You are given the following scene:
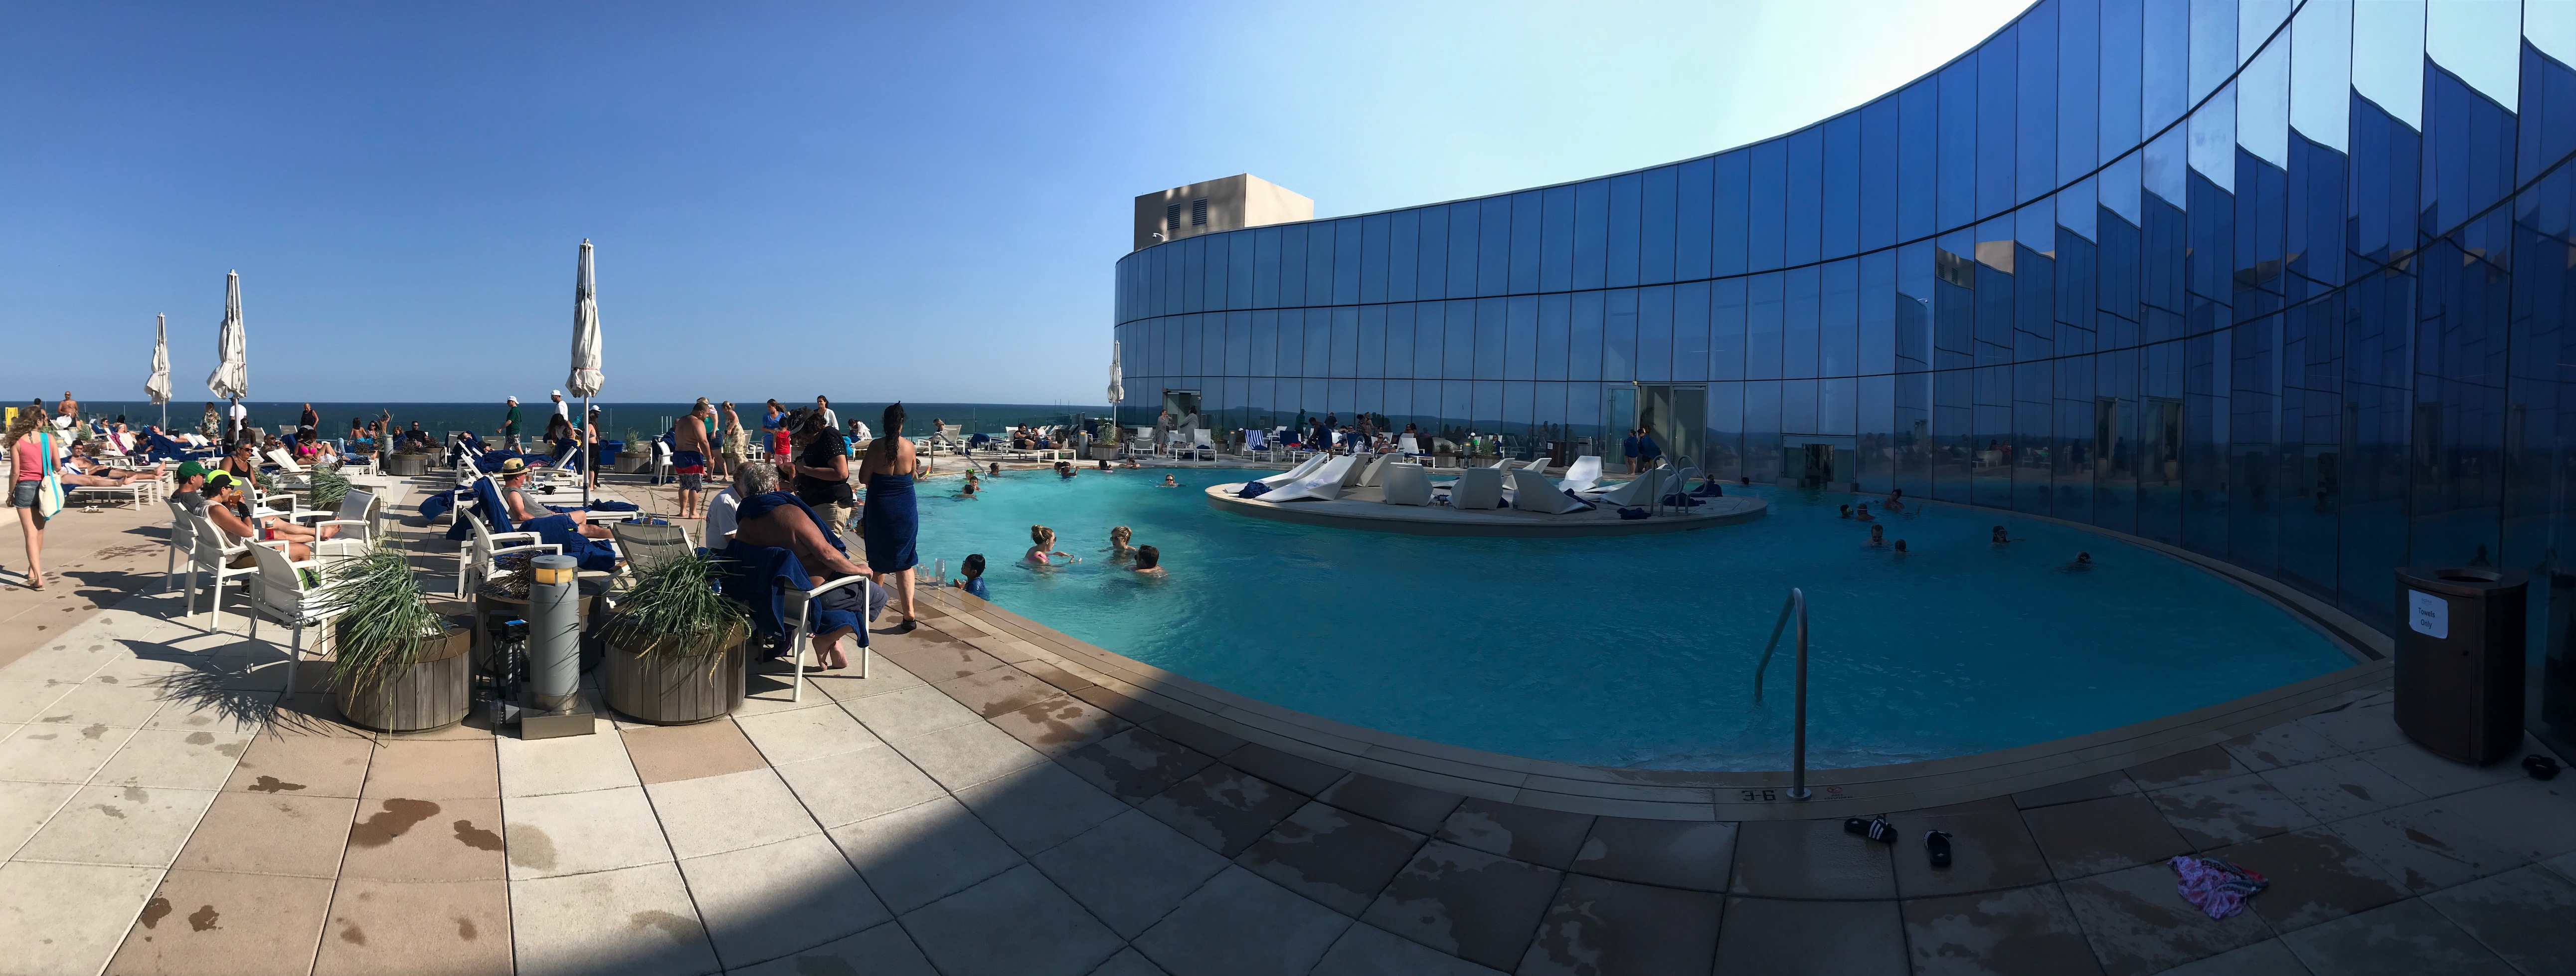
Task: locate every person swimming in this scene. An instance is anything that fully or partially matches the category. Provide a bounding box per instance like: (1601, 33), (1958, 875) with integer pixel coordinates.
(1055, 460), (1075, 478)
(1991, 525), (2021, 545)
(1104, 525), (1135, 561)
(958, 476), (979, 500)
(1893, 539), (1909, 555)
(1130, 544), (1166, 577)
(988, 462), (1002, 476)
(2066, 551), (2093, 572)
(1023, 525), (1076, 566)
(1884, 487), (1905, 512)
(1855, 502), (1875, 522)
(1161, 474), (1179, 487)
(1839, 504), (1853, 519)
(1122, 457), (1142, 469)
(1869, 524), (1886, 546)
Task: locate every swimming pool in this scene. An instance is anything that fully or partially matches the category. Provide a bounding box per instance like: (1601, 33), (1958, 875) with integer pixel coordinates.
(912, 468), (2354, 772)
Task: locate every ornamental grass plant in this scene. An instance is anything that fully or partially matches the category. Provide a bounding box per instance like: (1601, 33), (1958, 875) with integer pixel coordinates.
(602, 554), (743, 657)
(317, 541), (449, 696)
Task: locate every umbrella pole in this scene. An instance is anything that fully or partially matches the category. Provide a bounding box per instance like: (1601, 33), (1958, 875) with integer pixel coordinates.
(581, 395), (593, 511)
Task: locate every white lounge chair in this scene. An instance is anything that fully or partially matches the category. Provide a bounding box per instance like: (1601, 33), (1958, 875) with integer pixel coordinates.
(246, 540), (350, 698)
(1557, 456), (1605, 495)
(1380, 463), (1433, 506)
(1450, 467), (1504, 509)
(1509, 468), (1590, 514)
(1254, 454), (1328, 487)
(181, 511), (262, 633)
(1261, 455), (1356, 502)
(1339, 452), (1375, 489)
(1356, 453), (1395, 487)
(1588, 467), (1670, 507)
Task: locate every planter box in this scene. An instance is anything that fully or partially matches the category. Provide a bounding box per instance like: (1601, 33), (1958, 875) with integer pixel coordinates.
(614, 453), (648, 474)
(335, 624), (473, 734)
(602, 630), (747, 725)
(1087, 445), (1119, 461)
(384, 452), (430, 477)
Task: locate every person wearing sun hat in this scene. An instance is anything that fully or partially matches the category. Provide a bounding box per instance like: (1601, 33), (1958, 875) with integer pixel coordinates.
(496, 456), (613, 540)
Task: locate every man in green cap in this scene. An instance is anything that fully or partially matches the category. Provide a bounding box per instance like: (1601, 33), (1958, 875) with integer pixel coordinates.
(171, 461), (209, 517)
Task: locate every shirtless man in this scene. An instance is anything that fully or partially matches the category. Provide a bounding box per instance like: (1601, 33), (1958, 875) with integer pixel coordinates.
(671, 402), (715, 520)
(732, 494), (874, 668)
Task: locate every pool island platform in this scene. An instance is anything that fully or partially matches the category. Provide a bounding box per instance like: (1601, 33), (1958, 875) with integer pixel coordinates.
(1204, 481), (1767, 536)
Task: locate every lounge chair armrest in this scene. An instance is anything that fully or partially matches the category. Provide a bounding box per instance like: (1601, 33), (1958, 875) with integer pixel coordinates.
(489, 543), (564, 559)
(491, 531), (542, 546)
(310, 519), (370, 533)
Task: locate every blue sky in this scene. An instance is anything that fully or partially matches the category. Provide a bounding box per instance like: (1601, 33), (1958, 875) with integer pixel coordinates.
(1, 0), (2025, 405)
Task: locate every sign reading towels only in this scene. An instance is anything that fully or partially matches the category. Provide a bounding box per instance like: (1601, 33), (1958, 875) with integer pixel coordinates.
(2409, 590), (2449, 639)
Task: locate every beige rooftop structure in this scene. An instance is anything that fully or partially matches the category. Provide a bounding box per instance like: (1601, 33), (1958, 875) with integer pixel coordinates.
(1133, 174), (1312, 251)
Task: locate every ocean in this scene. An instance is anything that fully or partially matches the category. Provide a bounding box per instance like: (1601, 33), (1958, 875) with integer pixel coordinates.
(42, 399), (1114, 443)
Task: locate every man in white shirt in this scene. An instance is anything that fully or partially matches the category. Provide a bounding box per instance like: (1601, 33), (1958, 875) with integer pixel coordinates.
(704, 462), (773, 552)
(551, 390), (570, 420)
(226, 399), (248, 450)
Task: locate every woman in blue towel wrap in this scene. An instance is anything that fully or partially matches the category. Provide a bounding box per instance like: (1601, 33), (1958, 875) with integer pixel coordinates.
(859, 402), (921, 632)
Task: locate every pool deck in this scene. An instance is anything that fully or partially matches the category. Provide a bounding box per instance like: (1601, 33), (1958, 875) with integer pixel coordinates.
(0, 470), (2569, 975)
(1203, 483), (1766, 536)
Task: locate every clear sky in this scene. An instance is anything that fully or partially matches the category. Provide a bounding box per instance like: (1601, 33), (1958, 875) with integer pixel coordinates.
(1, 0), (2027, 406)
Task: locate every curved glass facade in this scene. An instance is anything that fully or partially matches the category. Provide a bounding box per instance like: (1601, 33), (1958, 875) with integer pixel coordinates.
(1113, 0), (2576, 631)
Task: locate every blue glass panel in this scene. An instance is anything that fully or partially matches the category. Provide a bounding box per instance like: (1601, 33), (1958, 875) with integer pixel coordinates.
(1503, 381), (1534, 438)
(1896, 369), (1932, 497)
(1786, 266), (1822, 380)
(1353, 307), (1380, 379)
(1509, 191), (1543, 294)
(1388, 209), (1419, 303)
(2059, 0), (2100, 183)
(1785, 128), (1823, 265)
(1382, 303), (1413, 378)
(1479, 196), (1512, 297)
(1677, 158), (1715, 280)
(1183, 237), (1205, 313)
(1641, 166), (1678, 284)
(1608, 173), (1643, 287)
(1900, 80), (1939, 241)
(1441, 379), (1472, 432)
(1181, 312), (1203, 373)
(1473, 298), (1506, 380)
(1980, 28), (2019, 218)
(1359, 213), (1390, 304)
(1333, 218), (1362, 305)
(1536, 382), (1567, 447)
(1938, 60), (1978, 231)
(2185, 0), (2233, 105)
(1822, 258), (1859, 378)
(1604, 289), (1638, 382)
(1862, 98), (1901, 250)
(1859, 373), (1895, 492)
(1330, 308), (1358, 378)
(1675, 281), (1711, 383)
(2100, 0), (2143, 157)
(1248, 310), (1277, 376)
(1861, 249), (1898, 376)
(1713, 277), (1747, 381)
(1279, 224), (1309, 308)
(1505, 296), (1538, 380)
(1821, 377), (1857, 435)
(1538, 293), (1571, 382)
(1571, 291), (1605, 381)
(1414, 301), (1446, 380)
(2019, 3), (2059, 205)
(1783, 379), (1819, 437)
(2141, 0), (2188, 134)
(1823, 114), (1861, 259)
(1709, 380), (1744, 478)
(1715, 151), (1752, 275)
(1415, 204), (1448, 303)
(1750, 140), (1788, 271)
(1277, 309), (1306, 377)
(1744, 380), (1781, 482)
(1748, 272), (1784, 380)
(1541, 185), (1576, 292)
(1228, 233), (1256, 311)
(1447, 202), (1478, 300)
(1444, 300), (1476, 379)
(1638, 285), (1674, 383)
(1574, 180), (1610, 290)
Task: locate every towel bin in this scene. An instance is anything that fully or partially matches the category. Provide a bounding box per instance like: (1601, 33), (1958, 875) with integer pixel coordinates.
(2393, 567), (2527, 766)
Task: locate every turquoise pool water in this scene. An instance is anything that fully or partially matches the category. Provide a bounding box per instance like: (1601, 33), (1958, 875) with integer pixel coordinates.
(912, 469), (2353, 771)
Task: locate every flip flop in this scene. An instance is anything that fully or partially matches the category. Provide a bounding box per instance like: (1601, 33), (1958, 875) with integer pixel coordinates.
(1926, 830), (1953, 868)
(1843, 818), (1870, 837)
(2526, 755), (2563, 781)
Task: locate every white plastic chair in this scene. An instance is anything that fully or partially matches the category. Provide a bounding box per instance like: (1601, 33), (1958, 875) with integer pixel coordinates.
(784, 575), (874, 703)
(1451, 467), (1505, 509)
(163, 499), (196, 592)
(246, 541), (349, 698)
(455, 502), (557, 598)
(1380, 463), (1433, 506)
(181, 511), (262, 634)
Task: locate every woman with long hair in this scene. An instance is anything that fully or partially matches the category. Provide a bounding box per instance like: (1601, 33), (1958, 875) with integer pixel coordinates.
(6, 408), (55, 589)
(858, 402), (922, 631)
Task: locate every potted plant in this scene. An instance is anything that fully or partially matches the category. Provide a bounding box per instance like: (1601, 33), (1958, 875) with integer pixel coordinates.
(600, 553), (748, 724)
(309, 466), (352, 512)
(322, 543), (472, 732)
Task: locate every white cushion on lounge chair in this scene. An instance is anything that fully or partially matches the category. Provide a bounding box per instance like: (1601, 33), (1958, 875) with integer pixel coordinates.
(1451, 467), (1504, 509)
(1357, 453), (1394, 487)
(1509, 468), (1588, 514)
(1256, 454), (1327, 487)
(1520, 456), (1552, 471)
(1398, 434), (1422, 455)
(1557, 455), (1605, 494)
(1263, 455), (1355, 502)
(1380, 463), (1432, 506)
(1339, 453), (1374, 488)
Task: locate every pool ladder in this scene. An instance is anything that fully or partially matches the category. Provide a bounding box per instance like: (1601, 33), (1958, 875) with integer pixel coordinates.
(1751, 588), (1813, 801)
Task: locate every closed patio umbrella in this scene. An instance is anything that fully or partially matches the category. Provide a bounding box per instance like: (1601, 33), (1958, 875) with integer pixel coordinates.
(567, 240), (603, 508)
(207, 271), (248, 445)
(145, 313), (172, 431)
(1107, 341), (1123, 441)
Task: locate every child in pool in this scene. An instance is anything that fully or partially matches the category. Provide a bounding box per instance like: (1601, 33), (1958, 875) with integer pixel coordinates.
(953, 554), (991, 598)
(1024, 525), (1077, 565)
(1131, 545), (1166, 577)
(1839, 504), (1853, 519)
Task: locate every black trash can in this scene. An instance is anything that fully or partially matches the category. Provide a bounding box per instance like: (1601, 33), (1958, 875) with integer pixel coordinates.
(2393, 567), (2527, 766)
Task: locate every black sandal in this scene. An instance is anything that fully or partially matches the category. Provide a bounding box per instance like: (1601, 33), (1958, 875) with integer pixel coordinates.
(1844, 817), (1896, 843)
(1926, 830), (1953, 868)
(2526, 755), (2563, 781)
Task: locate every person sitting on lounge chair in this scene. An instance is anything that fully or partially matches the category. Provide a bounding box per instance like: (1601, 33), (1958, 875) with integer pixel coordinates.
(60, 450), (163, 487)
(200, 472), (321, 561)
(732, 490), (876, 668)
(497, 459), (613, 539)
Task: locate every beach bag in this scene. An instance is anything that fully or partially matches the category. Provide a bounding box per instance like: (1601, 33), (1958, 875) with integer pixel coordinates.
(34, 431), (67, 518)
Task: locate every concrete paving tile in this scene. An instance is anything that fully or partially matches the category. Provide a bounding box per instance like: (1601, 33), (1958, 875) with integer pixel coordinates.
(1517, 871), (1720, 976)
(2354, 740), (2533, 799)
(2293, 701), (2409, 754)
(773, 746), (947, 829)
(0, 779), (77, 859)
(16, 783), (214, 867)
(1711, 896), (1904, 976)
(0, 718), (135, 781)
(1726, 816), (1893, 899)
(1136, 865), (1352, 976)
(803, 659), (930, 702)
(953, 760), (1129, 855)
(1315, 773), (1463, 836)
(2277, 897), (2516, 975)
(989, 693), (1128, 758)
(1088, 947), (1174, 976)
(1014, 658), (1098, 695)
(26, 679), (167, 728)
(1222, 742), (1347, 796)
(2221, 721), (2348, 772)
(843, 682), (983, 741)
(1435, 797), (1595, 871)
(2023, 793), (2195, 880)
(363, 738), (500, 800)
(0, 678), (74, 724)
(1140, 764), (1308, 857)
(731, 704), (885, 766)
(1898, 884), (2103, 976)
(646, 767), (819, 859)
(2013, 770), (2141, 809)
(342, 795), (506, 881)
(2426, 776), (2576, 861)
(0, 860), (166, 976)
(2255, 754), (2427, 822)
(1309, 921), (1501, 976)
(880, 641), (1007, 683)
(502, 784), (673, 880)
(2145, 938), (2313, 976)
(934, 665), (1061, 719)
(731, 672), (838, 719)
(1057, 726), (1215, 804)
(2148, 772), (2320, 849)
(900, 863), (1122, 976)
(2124, 745), (2252, 791)
(681, 833), (890, 968)
(1142, 713), (1245, 758)
(617, 718), (768, 785)
(1567, 815), (1736, 893)
(1236, 800), (1427, 916)
(173, 791), (357, 878)
(726, 921), (937, 976)
(92, 728), (252, 790)
(222, 732), (372, 797)
(313, 879), (513, 976)
(493, 728), (632, 796)
(2323, 796), (2526, 892)
(1029, 807), (1230, 939)
(2057, 860), (2274, 976)
(137, 692), (275, 735)
(1360, 839), (1561, 971)
(2203, 826), (2407, 933)
(1888, 796), (2056, 898)
(890, 718), (1047, 791)
(509, 861), (719, 976)
(827, 796), (1025, 915)
(105, 868), (335, 976)
(2421, 863), (2576, 975)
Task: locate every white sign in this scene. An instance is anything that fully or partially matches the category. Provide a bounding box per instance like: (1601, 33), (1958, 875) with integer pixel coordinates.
(2408, 590), (2449, 639)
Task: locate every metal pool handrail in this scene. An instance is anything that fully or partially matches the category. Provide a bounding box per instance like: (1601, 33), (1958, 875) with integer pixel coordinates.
(1751, 587), (1813, 801)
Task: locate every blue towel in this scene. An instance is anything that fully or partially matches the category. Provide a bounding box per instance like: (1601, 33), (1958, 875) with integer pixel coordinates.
(717, 543), (868, 643)
(421, 490), (457, 521)
(1617, 507), (1651, 520)
(525, 515), (620, 574)
(1236, 481), (1271, 498)
(474, 451), (524, 473)
(861, 473), (918, 573)
(548, 500), (639, 513)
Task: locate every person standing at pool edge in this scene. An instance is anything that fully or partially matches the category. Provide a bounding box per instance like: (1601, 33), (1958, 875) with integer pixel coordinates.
(859, 402), (921, 631)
